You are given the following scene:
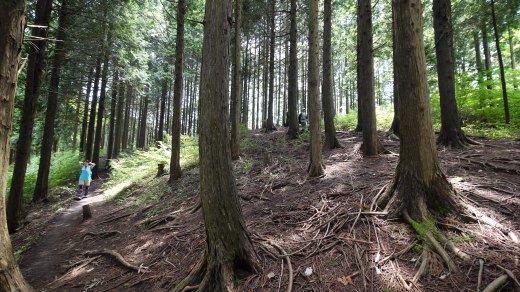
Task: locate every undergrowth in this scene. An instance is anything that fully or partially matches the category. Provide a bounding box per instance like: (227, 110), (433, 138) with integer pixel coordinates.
(106, 135), (199, 188)
(6, 150), (81, 203)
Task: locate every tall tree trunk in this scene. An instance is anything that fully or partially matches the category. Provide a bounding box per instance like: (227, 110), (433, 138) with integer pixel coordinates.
(114, 81), (125, 158)
(33, 0), (70, 201)
(107, 70), (119, 160)
(322, 0), (341, 149)
(473, 31), (484, 85)
(389, 8), (400, 136)
(241, 36), (250, 126)
(265, 0), (277, 132)
(357, 0), (384, 156)
(157, 77), (167, 143)
(85, 58), (102, 160)
(509, 26), (518, 89)
(169, 0), (185, 181)
(307, 0), (324, 177)
(122, 86), (131, 150)
(92, 35), (111, 176)
(230, 0), (242, 159)
(80, 68), (93, 152)
(286, 0), (299, 138)
(482, 20), (493, 89)
(172, 0), (259, 289)
(434, 0), (472, 147)
(7, 0), (54, 233)
(138, 94), (149, 148)
(0, 1), (34, 289)
(72, 91), (81, 150)
(490, 0), (510, 124)
(379, 0), (459, 221)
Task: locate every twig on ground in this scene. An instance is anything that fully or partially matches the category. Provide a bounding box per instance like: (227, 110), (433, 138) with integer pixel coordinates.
(84, 249), (140, 272)
(370, 184), (388, 212)
(349, 195), (364, 235)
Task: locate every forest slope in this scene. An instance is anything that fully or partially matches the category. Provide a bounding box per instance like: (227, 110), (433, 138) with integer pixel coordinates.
(15, 130), (520, 291)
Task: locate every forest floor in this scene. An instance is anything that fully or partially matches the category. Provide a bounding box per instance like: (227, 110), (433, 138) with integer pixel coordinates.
(14, 129), (520, 292)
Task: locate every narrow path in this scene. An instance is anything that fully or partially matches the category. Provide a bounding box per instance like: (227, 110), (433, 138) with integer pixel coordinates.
(19, 174), (109, 289)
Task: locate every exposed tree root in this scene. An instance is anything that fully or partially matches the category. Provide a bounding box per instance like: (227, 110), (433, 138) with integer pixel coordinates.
(412, 246), (430, 283)
(477, 258), (485, 292)
(437, 128), (480, 149)
(172, 249), (258, 292)
(438, 233), (471, 262)
(402, 211), (457, 273)
(84, 249), (140, 272)
(482, 274), (509, 292)
(497, 265), (520, 292)
(82, 230), (121, 239)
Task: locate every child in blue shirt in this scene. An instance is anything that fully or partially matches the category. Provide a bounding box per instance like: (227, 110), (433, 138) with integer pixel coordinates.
(76, 160), (95, 200)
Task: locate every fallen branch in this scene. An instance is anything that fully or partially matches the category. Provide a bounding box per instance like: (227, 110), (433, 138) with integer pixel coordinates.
(481, 274), (509, 292)
(85, 249), (140, 272)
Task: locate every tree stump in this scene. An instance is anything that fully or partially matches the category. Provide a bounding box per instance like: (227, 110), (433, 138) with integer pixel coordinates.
(263, 152), (272, 166)
(83, 204), (92, 221)
(157, 163), (165, 177)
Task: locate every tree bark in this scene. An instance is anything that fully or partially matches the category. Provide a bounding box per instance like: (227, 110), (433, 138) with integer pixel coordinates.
(481, 18), (493, 89)
(169, 0), (185, 182)
(85, 58), (102, 160)
(122, 86), (131, 150)
(7, 0), (54, 233)
(113, 81), (125, 158)
(230, 0), (242, 160)
(357, 0), (384, 155)
(80, 68), (94, 152)
(307, 0), (324, 177)
(490, 0), (510, 124)
(380, 0), (459, 221)
(0, 1), (34, 289)
(433, 0), (471, 147)
(107, 70), (119, 160)
(172, 0), (259, 290)
(157, 77), (167, 143)
(33, 0), (70, 202)
(93, 33), (111, 176)
(138, 94), (149, 149)
(322, 0), (340, 149)
(265, 0), (277, 132)
(473, 31), (484, 85)
(389, 7), (400, 136)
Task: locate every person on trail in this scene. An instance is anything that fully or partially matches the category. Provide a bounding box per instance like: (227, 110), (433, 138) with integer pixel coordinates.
(298, 111), (308, 133)
(76, 160), (95, 200)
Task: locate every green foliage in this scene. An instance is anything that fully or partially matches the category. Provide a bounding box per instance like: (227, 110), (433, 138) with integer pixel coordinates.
(6, 151), (81, 204)
(335, 107), (395, 131)
(107, 136), (199, 188)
